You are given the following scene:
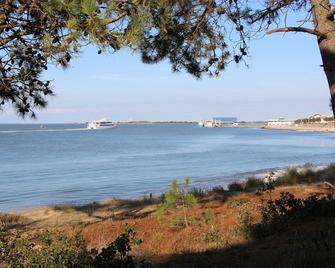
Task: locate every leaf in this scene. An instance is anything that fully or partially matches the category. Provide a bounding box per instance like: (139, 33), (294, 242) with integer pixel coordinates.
(81, 0), (97, 16)
(66, 17), (78, 30)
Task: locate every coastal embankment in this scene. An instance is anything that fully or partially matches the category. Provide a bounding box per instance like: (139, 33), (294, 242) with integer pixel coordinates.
(263, 122), (335, 132)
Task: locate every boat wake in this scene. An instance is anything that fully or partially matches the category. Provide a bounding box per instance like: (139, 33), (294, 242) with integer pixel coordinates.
(0, 128), (88, 134)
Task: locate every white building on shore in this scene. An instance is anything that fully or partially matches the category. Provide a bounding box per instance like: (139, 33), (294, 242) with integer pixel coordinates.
(198, 117), (238, 128)
(267, 118), (293, 126)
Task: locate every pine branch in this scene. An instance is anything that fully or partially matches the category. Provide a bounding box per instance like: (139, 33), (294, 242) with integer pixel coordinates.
(266, 26), (327, 38)
(324, 181), (335, 190)
(106, 11), (127, 24)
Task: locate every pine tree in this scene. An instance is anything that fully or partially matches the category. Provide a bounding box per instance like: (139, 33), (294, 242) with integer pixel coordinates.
(158, 177), (197, 228)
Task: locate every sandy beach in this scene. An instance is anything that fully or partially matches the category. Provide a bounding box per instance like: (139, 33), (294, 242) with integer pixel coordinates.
(263, 122), (335, 132)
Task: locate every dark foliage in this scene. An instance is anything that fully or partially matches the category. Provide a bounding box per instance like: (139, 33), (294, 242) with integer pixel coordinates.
(251, 192), (335, 239)
(228, 181), (245, 192)
(3, 0), (329, 118)
(0, 220), (147, 268)
(0, 0), (127, 117)
(0, 0), (61, 117)
(93, 223), (145, 268)
(275, 165), (335, 186)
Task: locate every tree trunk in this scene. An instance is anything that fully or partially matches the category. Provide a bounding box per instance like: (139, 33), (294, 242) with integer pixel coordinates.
(311, 0), (335, 117)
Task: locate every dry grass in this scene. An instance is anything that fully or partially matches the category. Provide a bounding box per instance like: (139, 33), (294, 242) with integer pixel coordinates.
(0, 212), (27, 229)
(15, 196), (158, 230)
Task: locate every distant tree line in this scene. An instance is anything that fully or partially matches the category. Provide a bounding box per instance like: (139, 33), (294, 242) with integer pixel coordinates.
(294, 116), (335, 124)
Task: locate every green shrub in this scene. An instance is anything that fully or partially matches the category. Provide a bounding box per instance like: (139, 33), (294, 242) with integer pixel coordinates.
(245, 177), (263, 191)
(172, 214), (184, 229)
(201, 208), (215, 225)
(154, 232), (164, 242)
(251, 192), (335, 239)
(94, 223), (143, 268)
(233, 203), (253, 239)
(228, 199), (247, 209)
(1, 230), (93, 267)
(0, 223), (147, 268)
(203, 228), (226, 245)
(274, 165), (335, 187)
(157, 177), (197, 228)
(190, 187), (207, 198)
(210, 186), (226, 195)
(276, 167), (300, 186)
(0, 213), (26, 229)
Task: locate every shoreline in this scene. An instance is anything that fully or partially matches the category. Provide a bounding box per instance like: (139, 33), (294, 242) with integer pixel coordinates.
(263, 122), (335, 133)
(2, 122), (335, 133)
(7, 162), (332, 215)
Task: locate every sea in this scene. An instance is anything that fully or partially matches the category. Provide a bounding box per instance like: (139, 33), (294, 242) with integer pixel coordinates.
(1, 123), (335, 211)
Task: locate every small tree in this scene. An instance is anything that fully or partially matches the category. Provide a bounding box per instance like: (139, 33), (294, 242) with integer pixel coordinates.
(158, 177), (197, 228)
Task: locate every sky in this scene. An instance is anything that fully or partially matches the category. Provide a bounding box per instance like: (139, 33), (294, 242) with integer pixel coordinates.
(0, 27), (332, 123)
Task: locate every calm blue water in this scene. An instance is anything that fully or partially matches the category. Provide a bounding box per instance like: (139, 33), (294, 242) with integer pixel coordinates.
(1, 123), (335, 211)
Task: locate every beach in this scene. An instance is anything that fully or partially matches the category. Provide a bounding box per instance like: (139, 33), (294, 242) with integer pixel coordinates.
(263, 122), (335, 132)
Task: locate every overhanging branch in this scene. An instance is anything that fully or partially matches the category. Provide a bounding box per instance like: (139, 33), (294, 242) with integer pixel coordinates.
(267, 27), (327, 38)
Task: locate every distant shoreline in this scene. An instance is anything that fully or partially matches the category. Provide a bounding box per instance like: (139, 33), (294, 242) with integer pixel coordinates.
(2, 121), (334, 133)
(263, 122), (335, 133)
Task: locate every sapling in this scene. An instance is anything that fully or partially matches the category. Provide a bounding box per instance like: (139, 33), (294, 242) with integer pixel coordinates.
(157, 177), (197, 228)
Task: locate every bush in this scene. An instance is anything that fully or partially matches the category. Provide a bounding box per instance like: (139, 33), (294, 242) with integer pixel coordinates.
(0, 223), (146, 268)
(276, 167), (300, 186)
(275, 165), (335, 187)
(0, 213), (26, 229)
(251, 192), (335, 239)
(233, 203), (253, 239)
(203, 228), (226, 245)
(201, 208), (215, 225)
(227, 181), (244, 192)
(228, 199), (247, 209)
(94, 223), (143, 268)
(245, 177), (263, 191)
(190, 187), (207, 198)
(0, 230), (93, 267)
(210, 186), (226, 195)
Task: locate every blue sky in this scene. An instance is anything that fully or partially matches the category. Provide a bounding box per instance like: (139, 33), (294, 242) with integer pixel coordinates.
(1, 30), (331, 123)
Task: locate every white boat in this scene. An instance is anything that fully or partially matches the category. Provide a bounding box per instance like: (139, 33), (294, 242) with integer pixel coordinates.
(198, 120), (205, 127)
(87, 118), (117, 130)
(198, 120), (215, 128)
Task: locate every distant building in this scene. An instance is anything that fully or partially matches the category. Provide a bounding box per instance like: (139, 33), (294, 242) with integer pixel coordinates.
(198, 117), (238, 128)
(309, 114), (327, 120)
(267, 118), (293, 126)
(212, 117), (238, 123)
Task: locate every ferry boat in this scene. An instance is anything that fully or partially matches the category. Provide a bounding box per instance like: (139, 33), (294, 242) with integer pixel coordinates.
(87, 118), (117, 130)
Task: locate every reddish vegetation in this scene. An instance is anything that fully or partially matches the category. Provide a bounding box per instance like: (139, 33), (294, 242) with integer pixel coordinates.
(62, 184), (330, 262)
(2, 182), (333, 267)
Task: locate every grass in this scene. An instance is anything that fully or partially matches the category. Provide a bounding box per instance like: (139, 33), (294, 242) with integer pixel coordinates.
(0, 213), (27, 229)
(228, 199), (247, 209)
(275, 165), (335, 186)
(225, 164), (335, 194)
